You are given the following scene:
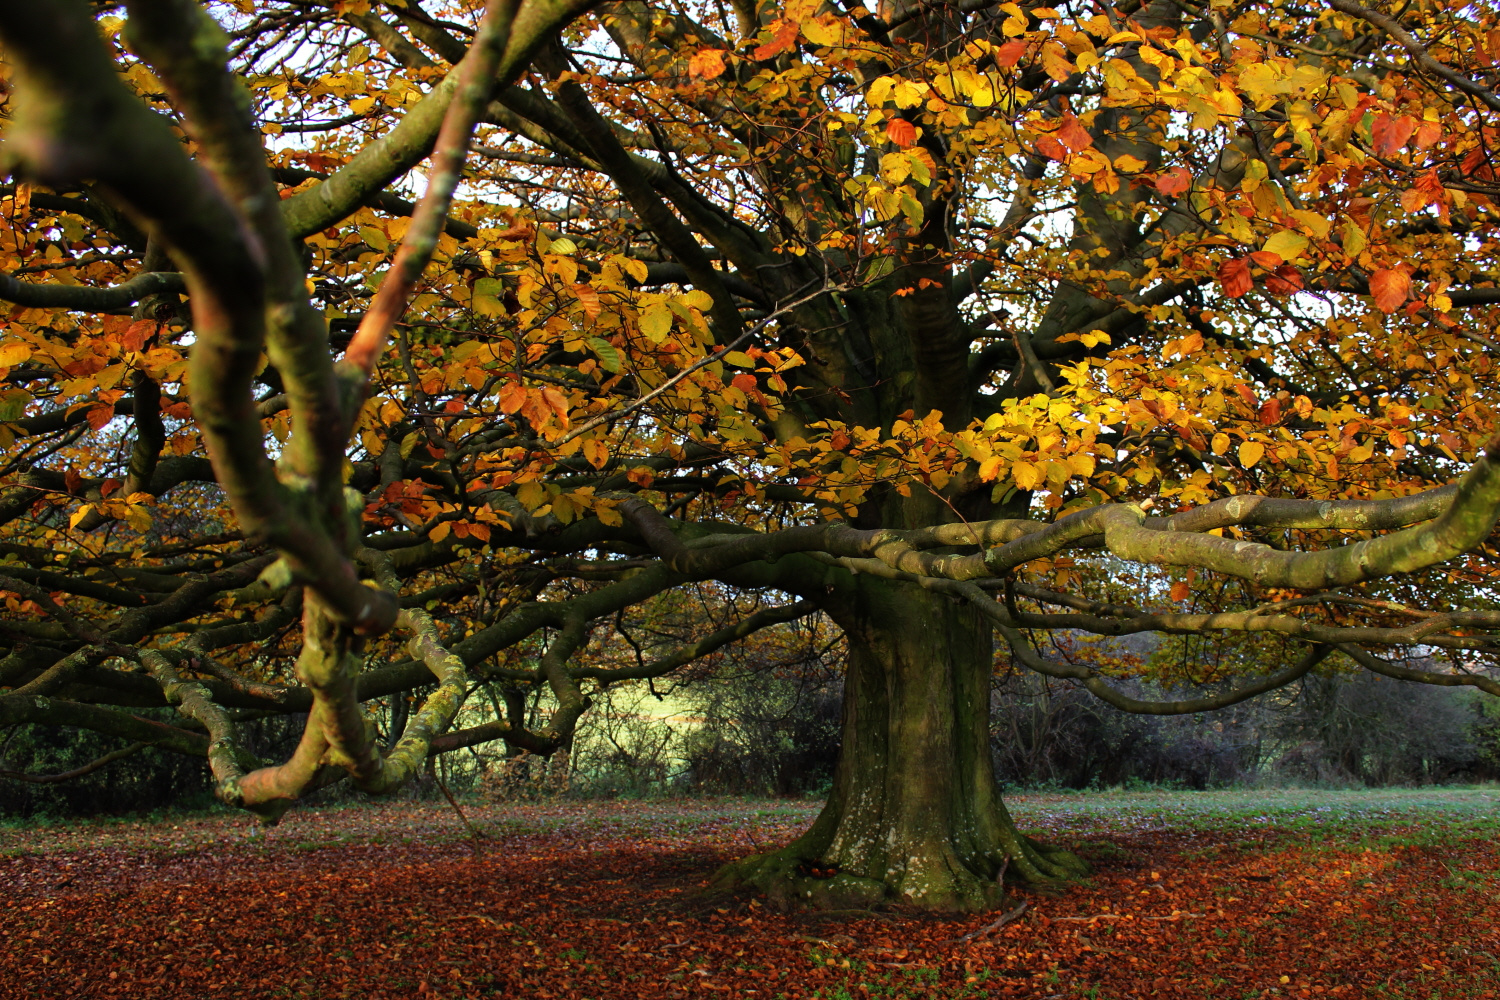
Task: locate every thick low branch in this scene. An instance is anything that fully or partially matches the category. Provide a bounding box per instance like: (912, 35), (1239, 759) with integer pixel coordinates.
(0, 270), (184, 310)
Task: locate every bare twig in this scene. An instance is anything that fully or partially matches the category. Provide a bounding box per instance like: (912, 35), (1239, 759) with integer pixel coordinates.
(949, 900), (1027, 944)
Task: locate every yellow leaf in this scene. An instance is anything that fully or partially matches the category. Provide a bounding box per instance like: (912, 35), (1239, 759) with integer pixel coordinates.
(892, 80), (926, 109)
(640, 302), (673, 342)
(619, 256), (649, 283)
(1342, 219), (1367, 259)
(801, 17), (843, 48)
(1238, 440), (1265, 468)
(0, 342), (31, 367)
(1211, 432), (1230, 455)
(1261, 230), (1310, 263)
(1012, 461), (1041, 490)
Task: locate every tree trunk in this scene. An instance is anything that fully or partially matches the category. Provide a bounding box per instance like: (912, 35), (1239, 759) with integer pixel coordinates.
(716, 578), (1086, 912)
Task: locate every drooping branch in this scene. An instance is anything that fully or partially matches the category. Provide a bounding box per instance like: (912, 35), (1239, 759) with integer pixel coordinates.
(1338, 643), (1500, 697)
(0, 2), (397, 635)
(140, 648), (262, 804)
(373, 607), (475, 789)
(997, 627), (1331, 715)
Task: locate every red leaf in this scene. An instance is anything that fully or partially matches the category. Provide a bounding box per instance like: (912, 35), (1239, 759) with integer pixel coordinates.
(1371, 113), (1417, 157)
(1369, 268), (1410, 313)
(1155, 167), (1192, 197)
(886, 118), (917, 148)
(1216, 257), (1253, 298)
(1265, 265), (1304, 296)
(731, 372), (759, 393)
(1248, 251), (1282, 269)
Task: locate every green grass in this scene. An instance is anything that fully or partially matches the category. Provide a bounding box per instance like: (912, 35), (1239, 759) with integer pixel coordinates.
(1006, 785), (1500, 845)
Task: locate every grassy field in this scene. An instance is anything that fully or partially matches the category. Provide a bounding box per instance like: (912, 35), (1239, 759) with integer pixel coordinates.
(1, 786), (1497, 998)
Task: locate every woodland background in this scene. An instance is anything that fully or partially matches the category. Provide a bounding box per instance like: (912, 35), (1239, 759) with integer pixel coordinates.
(8, 621), (1500, 818)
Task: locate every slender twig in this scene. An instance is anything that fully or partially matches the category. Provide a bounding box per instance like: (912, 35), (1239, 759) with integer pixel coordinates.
(343, 0), (521, 378)
(0, 741), (152, 784)
(433, 765), (489, 848)
(949, 900), (1028, 944)
(1327, 0), (1500, 113)
(548, 281), (846, 450)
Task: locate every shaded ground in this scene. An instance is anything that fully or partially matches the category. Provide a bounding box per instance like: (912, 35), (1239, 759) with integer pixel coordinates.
(2, 789), (1498, 998)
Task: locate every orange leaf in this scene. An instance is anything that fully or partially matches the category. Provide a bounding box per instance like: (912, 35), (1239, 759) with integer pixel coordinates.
(1170, 581), (1190, 602)
(572, 283), (601, 319)
(1036, 135), (1067, 161)
(731, 372), (759, 392)
(1413, 120), (1443, 150)
(86, 405), (114, 431)
(688, 48), (727, 79)
(1369, 268), (1410, 313)
(119, 320), (156, 352)
(1248, 251), (1282, 269)
(994, 39), (1027, 67)
(498, 382), (527, 414)
(1155, 167), (1192, 197)
(752, 19), (798, 61)
(541, 387), (570, 425)
(1216, 257), (1253, 298)
(1055, 116), (1092, 153)
(886, 118), (917, 148)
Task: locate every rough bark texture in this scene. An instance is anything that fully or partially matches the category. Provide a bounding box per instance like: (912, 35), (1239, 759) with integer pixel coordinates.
(716, 579), (1086, 911)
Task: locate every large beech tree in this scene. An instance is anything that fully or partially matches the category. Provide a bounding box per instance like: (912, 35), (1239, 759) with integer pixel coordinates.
(3, 0), (1500, 911)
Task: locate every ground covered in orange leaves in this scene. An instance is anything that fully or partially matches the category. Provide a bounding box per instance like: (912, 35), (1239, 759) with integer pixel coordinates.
(1, 789), (1497, 999)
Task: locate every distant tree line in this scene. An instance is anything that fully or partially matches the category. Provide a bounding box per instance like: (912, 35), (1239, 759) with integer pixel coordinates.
(7, 625), (1496, 818)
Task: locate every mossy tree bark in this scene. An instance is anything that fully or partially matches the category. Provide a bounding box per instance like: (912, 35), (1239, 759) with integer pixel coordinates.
(716, 577), (1087, 912)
